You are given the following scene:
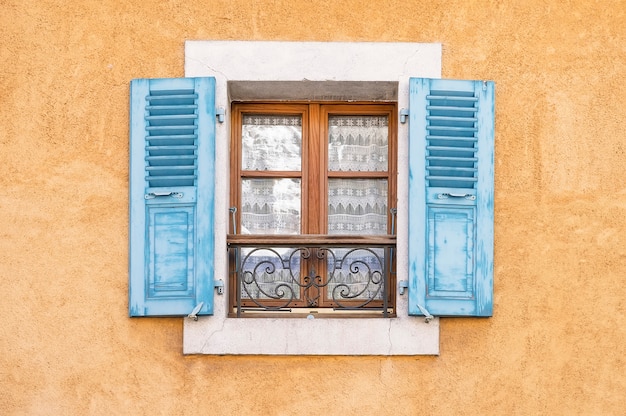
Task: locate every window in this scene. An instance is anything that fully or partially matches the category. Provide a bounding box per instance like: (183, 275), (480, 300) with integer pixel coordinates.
(228, 103), (397, 316)
(127, 41), (494, 355)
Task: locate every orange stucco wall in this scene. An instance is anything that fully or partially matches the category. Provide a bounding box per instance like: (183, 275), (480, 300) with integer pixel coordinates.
(2, 0), (625, 414)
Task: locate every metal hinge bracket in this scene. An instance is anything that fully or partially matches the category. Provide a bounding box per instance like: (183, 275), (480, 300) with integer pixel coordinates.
(216, 107), (225, 123)
(214, 279), (224, 295)
(399, 108), (409, 124)
(398, 280), (408, 295)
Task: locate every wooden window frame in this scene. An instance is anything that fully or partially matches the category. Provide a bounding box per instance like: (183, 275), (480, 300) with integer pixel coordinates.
(229, 102), (397, 312)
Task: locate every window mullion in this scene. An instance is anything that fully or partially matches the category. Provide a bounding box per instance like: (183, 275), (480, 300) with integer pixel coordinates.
(305, 103), (323, 234)
(303, 104), (323, 307)
(318, 104), (332, 307)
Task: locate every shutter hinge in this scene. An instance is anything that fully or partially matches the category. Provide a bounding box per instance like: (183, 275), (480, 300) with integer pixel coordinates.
(398, 280), (408, 295)
(187, 302), (204, 321)
(216, 107), (225, 123)
(417, 304), (434, 323)
(399, 108), (409, 124)
(214, 279), (224, 295)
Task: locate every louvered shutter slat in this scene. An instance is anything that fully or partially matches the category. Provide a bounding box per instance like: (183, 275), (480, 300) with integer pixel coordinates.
(144, 91), (199, 190)
(424, 88), (481, 189)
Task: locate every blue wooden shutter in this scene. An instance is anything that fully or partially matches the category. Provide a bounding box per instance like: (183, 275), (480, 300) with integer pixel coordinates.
(129, 77), (216, 317)
(408, 78), (494, 317)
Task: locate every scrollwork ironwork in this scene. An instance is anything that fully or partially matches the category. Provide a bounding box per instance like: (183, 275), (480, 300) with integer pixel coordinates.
(231, 241), (394, 316)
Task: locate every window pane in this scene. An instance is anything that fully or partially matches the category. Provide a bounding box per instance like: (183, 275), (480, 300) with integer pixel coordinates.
(242, 114), (302, 171)
(328, 115), (388, 172)
(239, 247), (301, 301)
(241, 178), (301, 234)
(326, 247), (386, 301)
(328, 179), (388, 234)
(327, 178), (389, 301)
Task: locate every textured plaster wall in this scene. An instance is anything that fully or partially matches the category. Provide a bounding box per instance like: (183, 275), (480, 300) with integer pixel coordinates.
(1, 0), (625, 414)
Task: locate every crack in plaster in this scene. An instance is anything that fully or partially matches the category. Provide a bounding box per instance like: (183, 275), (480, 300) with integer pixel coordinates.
(198, 316), (227, 353)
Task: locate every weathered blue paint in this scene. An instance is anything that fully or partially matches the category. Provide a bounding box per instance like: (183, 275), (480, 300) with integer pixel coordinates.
(408, 78), (494, 317)
(129, 77), (216, 317)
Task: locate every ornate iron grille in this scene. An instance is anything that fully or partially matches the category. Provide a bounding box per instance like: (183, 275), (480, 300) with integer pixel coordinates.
(228, 235), (396, 317)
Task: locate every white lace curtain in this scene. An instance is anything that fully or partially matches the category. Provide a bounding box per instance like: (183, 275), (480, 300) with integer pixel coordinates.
(328, 179), (387, 234)
(239, 113), (389, 301)
(240, 114), (388, 235)
(328, 115), (388, 172)
(241, 178), (301, 235)
(241, 115), (302, 235)
(328, 115), (389, 234)
(241, 115), (302, 171)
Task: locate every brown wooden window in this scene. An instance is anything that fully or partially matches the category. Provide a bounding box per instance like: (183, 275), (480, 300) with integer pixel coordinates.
(228, 103), (397, 316)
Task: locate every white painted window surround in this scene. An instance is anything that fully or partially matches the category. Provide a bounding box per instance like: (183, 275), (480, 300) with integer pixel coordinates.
(183, 41), (441, 355)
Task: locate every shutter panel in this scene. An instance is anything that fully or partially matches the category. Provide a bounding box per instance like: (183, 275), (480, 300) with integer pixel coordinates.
(129, 77), (216, 317)
(408, 78), (494, 317)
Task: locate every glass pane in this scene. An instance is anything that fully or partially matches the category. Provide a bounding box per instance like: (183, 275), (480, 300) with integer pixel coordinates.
(327, 178), (389, 301)
(328, 179), (388, 235)
(326, 247), (385, 301)
(328, 115), (388, 172)
(242, 114), (302, 171)
(241, 178), (301, 234)
(240, 247), (301, 301)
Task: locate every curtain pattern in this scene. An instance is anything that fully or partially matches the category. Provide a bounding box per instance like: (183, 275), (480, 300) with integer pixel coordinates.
(242, 114), (302, 171)
(328, 179), (388, 235)
(328, 115), (388, 172)
(241, 178), (301, 235)
(327, 115), (389, 235)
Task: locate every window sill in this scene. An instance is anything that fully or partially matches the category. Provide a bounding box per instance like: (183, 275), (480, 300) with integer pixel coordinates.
(227, 308), (396, 319)
(183, 314), (439, 355)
